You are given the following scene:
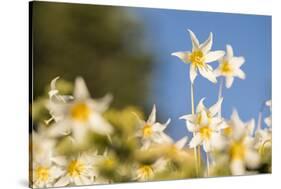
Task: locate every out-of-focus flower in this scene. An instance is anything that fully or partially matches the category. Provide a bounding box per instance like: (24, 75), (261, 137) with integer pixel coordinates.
(135, 158), (167, 181)
(54, 154), (93, 187)
(264, 100), (272, 127)
(223, 110), (260, 175)
(135, 105), (171, 149)
(214, 45), (246, 88)
(254, 128), (272, 151)
(172, 29), (224, 83)
(47, 77), (113, 143)
(181, 98), (226, 152)
(32, 128), (55, 163)
(165, 136), (189, 158)
(32, 159), (63, 188)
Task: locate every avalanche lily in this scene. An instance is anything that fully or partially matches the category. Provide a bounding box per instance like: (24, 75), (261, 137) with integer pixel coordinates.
(135, 105), (171, 149)
(172, 29), (225, 83)
(54, 154), (93, 187)
(181, 98), (226, 152)
(223, 110), (260, 175)
(214, 45), (246, 88)
(47, 77), (113, 143)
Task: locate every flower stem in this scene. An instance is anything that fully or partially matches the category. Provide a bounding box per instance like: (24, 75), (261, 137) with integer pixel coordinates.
(206, 152), (210, 176)
(218, 78), (224, 118)
(191, 83), (199, 176)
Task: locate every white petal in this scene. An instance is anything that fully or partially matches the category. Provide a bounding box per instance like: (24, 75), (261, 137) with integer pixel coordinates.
(152, 122), (166, 132)
(89, 94), (113, 113)
(175, 136), (188, 149)
(89, 114), (113, 135)
(186, 122), (197, 132)
(50, 76), (60, 90)
(188, 29), (200, 50)
(171, 51), (190, 63)
(205, 51), (225, 63)
(147, 104), (156, 124)
(72, 122), (88, 143)
(210, 132), (226, 151)
(54, 176), (70, 187)
(231, 110), (245, 140)
(189, 133), (202, 148)
(47, 120), (71, 137)
(226, 44), (234, 59)
(79, 175), (92, 185)
(190, 64), (197, 84)
(209, 98), (223, 117)
(225, 76), (234, 88)
(230, 57), (245, 68)
(200, 110), (209, 126)
(234, 69), (246, 79)
(74, 77), (90, 100)
(198, 67), (217, 83)
(179, 114), (195, 122)
(246, 119), (255, 136)
(196, 98), (206, 113)
(200, 32), (213, 53)
(230, 159), (245, 175)
(245, 150), (260, 169)
(264, 116), (272, 127)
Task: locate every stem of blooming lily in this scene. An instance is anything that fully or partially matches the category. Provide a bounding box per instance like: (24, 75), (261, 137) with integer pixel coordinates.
(191, 83), (199, 176)
(218, 78), (224, 118)
(206, 152), (210, 176)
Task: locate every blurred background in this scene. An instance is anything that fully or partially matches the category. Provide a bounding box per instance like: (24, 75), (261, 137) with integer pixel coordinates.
(32, 2), (271, 140)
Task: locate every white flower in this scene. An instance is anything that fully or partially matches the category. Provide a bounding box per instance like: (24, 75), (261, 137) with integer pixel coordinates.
(172, 29), (225, 83)
(254, 128), (272, 150)
(135, 105), (171, 149)
(135, 158), (167, 181)
(264, 100), (272, 127)
(47, 77), (113, 143)
(214, 45), (246, 88)
(32, 128), (55, 163)
(223, 110), (260, 175)
(32, 159), (63, 188)
(54, 154), (93, 187)
(181, 98), (226, 152)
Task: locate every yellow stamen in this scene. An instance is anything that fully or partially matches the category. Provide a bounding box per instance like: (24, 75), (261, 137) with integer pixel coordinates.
(35, 166), (49, 182)
(67, 160), (85, 177)
(188, 50), (206, 68)
(230, 141), (245, 160)
(70, 103), (91, 122)
(223, 126), (233, 137)
(199, 126), (212, 140)
(138, 165), (154, 179)
(143, 124), (153, 137)
(220, 60), (233, 75)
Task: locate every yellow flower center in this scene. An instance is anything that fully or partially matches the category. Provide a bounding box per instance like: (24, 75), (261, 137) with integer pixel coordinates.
(67, 160), (85, 177)
(35, 166), (49, 182)
(220, 60), (233, 75)
(199, 126), (212, 140)
(188, 50), (206, 68)
(230, 141), (245, 160)
(138, 165), (154, 179)
(223, 126), (233, 137)
(70, 103), (91, 122)
(143, 124), (153, 137)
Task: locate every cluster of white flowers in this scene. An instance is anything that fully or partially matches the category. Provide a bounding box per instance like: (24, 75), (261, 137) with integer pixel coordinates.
(172, 29), (271, 176)
(31, 29), (271, 188)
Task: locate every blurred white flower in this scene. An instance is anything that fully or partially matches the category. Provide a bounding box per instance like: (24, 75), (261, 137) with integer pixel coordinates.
(54, 154), (93, 187)
(47, 77), (113, 143)
(264, 100), (272, 127)
(32, 159), (63, 188)
(181, 98), (226, 152)
(172, 29), (224, 83)
(32, 128), (55, 163)
(223, 110), (260, 175)
(135, 105), (171, 149)
(254, 128), (272, 150)
(214, 45), (246, 88)
(135, 158), (167, 181)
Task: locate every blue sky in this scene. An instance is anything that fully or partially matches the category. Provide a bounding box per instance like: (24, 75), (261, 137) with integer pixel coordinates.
(131, 8), (272, 140)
